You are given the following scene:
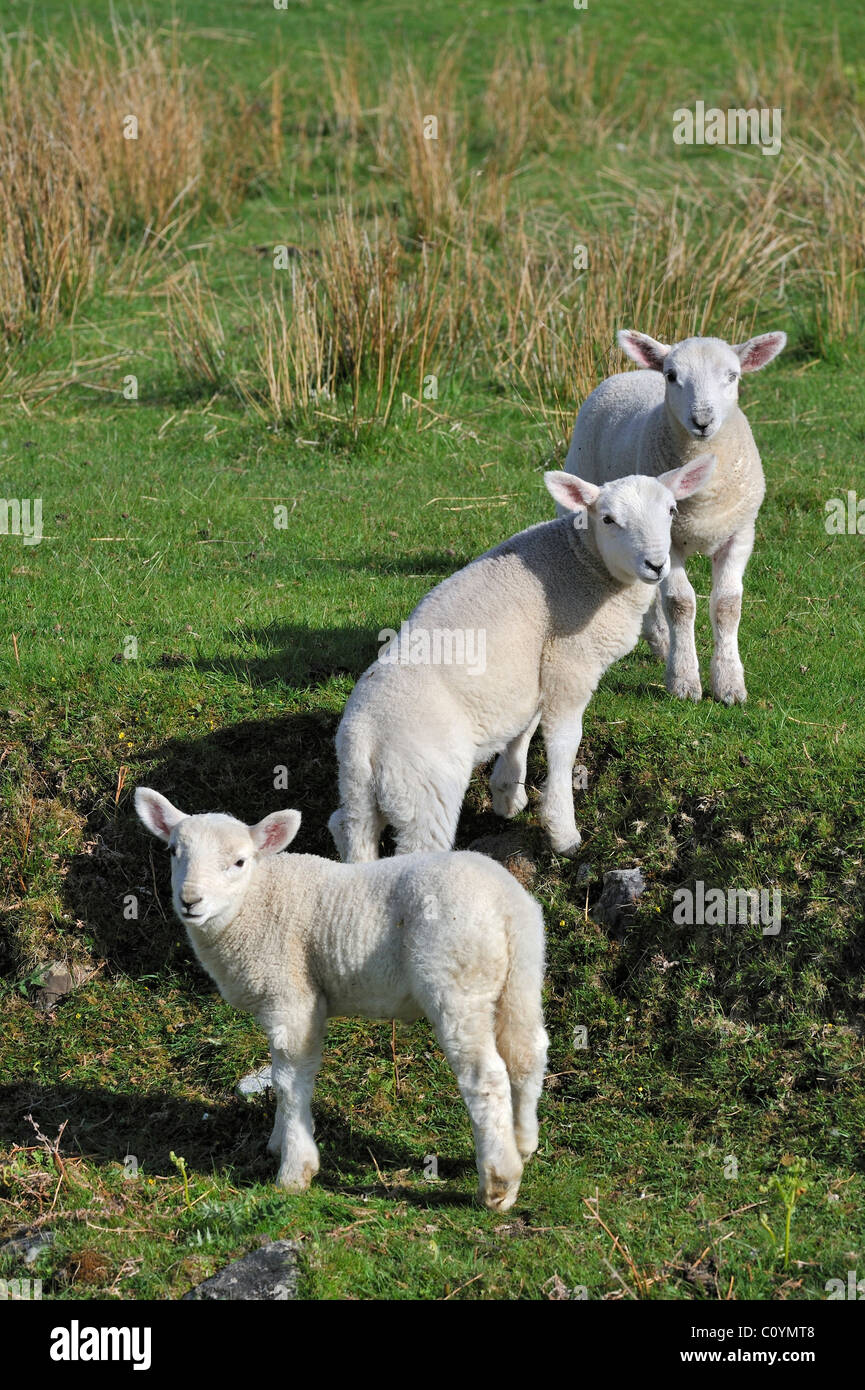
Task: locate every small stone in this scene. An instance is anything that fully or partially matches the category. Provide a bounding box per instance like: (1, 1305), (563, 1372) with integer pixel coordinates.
(182, 1240), (300, 1301)
(236, 1065), (272, 1098)
(575, 862), (596, 884)
(591, 868), (646, 937)
(35, 962), (74, 1012)
(0, 1228), (54, 1264)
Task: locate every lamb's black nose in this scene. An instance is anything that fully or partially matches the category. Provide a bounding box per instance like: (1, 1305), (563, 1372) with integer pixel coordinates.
(644, 559), (664, 576)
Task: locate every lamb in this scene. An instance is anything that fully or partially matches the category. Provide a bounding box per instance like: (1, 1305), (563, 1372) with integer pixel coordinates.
(328, 456), (715, 862)
(134, 786), (549, 1213)
(561, 329), (787, 704)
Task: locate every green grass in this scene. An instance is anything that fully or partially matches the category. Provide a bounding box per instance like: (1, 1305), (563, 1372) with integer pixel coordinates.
(1, 0), (864, 1301)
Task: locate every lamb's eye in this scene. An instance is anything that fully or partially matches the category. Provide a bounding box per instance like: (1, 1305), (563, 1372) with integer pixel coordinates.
(234, 858), (245, 869)
(602, 515), (615, 525)
(670, 506), (676, 516)
(728, 370), (738, 382)
(665, 369), (677, 383)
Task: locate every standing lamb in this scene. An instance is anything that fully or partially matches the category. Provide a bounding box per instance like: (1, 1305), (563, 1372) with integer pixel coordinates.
(134, 787), (548, 1213)
(329, 456), (715, 862)
(562, 329), (786, 704)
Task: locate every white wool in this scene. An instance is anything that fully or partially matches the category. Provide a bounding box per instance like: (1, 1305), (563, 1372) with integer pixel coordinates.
(135, 787), (548, 1213)
(562, 329), (786, 703)
(330, 459), (714, 861)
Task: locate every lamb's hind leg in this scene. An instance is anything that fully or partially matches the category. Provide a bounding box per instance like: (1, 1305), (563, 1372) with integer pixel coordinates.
(709, 524), (753, 705)
(328, 803), (384, 863)
(496, 1008), (548, 1159)
(490, 712), (540, 818)
(433, 1003), (524, 1211)
(387, 754), (472, 855)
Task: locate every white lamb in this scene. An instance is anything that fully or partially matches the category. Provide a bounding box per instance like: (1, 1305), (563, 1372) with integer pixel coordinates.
(562, 329), (786, 704)
(134, 787), (549, 1212)
(329, 457), (715, 862)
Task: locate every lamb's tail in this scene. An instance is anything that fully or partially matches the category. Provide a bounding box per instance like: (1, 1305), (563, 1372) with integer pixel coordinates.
(495, 894), (548, 1154)
(329, 720), (383, 862)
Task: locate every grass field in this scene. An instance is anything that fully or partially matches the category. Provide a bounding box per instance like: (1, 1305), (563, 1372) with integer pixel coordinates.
(1, 0), (864, 1301)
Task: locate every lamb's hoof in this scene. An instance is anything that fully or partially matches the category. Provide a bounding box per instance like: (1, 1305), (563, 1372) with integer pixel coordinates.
(479, 1172), (522, 1212)
(667, 673), (702, 701)
(276, 1168), (316, 1193)
(276, 1155), (319, 1191)
(547, 831), (582, 857)
(714, 685), (747, 706)
(711, 664), (747, 705)
(491, 785), (528, 819)
(515, 1129), (539, 1159)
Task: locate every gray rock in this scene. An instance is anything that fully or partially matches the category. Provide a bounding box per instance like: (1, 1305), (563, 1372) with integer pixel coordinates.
(35, 962), (74, 1012)
(591, 868), (646, 936)
(236, 1064), (272, 1098)
(0, 1228), (54, 1264)
(183, 1239), (300, 1301)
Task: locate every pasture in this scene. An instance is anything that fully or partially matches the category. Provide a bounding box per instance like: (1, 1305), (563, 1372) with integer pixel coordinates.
(1, 0), (863, 1300)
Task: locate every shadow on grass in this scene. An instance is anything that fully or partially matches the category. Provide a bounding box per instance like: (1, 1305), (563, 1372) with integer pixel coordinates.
(61, 711), (342, 976)
(60, 699), (535, 977)
(182, 623), (376, 687)
(0, 1081), (475, 1197)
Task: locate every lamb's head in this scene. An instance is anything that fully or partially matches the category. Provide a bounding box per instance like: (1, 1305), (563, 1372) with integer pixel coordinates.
(135, 788), (300, 934)
(618, 329), (786, 441)
(546, 455), (716, 585)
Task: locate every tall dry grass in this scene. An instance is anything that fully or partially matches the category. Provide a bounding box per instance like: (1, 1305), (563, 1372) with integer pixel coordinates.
(245, 23), (864, 432)
(4, 19), (862, 421)
(0, 20), (261, 343)
(226, 207), (482, 428)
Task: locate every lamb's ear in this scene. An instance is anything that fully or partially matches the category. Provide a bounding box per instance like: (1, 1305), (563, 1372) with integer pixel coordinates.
(617, 330), (671, 372)
(732, 331), (787, 373)
(659, 453), (716, 500)
(545, 470), (600, 511)
(250, 809), (301, 856)
(135, 787), (186, 843)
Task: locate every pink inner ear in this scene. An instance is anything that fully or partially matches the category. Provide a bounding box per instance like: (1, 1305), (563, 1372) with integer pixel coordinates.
(622, 333), (667, 371)
(739, 335), (783, 372)
(260, 821), (284, 852)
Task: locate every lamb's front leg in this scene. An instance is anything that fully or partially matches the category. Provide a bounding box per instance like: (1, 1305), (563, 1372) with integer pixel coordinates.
(538, 707), (586, 856)
(490, 712), (540, 818)
(662, 551), (701, 700)
(641, 590), (670, 662)
(267, 999), (326, 1191)
(709, 524), (754, 705)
